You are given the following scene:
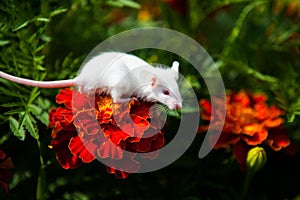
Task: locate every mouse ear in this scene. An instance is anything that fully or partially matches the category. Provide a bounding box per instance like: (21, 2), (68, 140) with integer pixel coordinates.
(138, 69), (158, 88)
(171, 61), (179, 80)
(151, 76), (158, 87)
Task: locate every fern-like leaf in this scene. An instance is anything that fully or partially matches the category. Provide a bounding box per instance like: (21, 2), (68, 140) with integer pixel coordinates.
(24, 114), (39, 139)
(29, 104), (49, 126)
(8, 116), (26, 141)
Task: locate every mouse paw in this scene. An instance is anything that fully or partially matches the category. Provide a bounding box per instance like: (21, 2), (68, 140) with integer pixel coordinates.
(113, 98), (131, 104)
(130, 97), (138, 101)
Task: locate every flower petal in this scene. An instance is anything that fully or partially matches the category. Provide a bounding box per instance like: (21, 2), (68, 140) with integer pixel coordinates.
(104, 153), (140, 178)
(72, 90), (94, 110)
(50, 130), (82, 169)
(0, 149), (13, 193)
(56, 88), (73, 109)
(74, 110), (100, 135)
(231, 90), (250, 107)
(48, 108), (74, 130)
(242, 124), (261, 136)
(69, 136), (96, 163)
(106, 166), (130, 179)
(214, 132), (240, 149)
(266, 126), (290, 151)
(252, 93), (268, 103)
(264, 118), (283, 128)
(105, 125), (131, 145)
(97, 139), (123, 159)
(242, 129), (268, 146)
(130, 100), (152, 119)
(199, 99), (212, 120)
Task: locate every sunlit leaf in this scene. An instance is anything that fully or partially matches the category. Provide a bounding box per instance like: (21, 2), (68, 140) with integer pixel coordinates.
(50, 8), (68, 17)
(24, 114), (39, 139)
(4, 109), (27, 115)
(35, 17), (50, 22)
(0, 40), (10, 46)
(12, 20), (30, 31)
(106, 0), (140, 9)
(1, 102), (21, 108)
(8, 117), (26, 140)
(29, 88), (41, 104)
(29, 104), (49, 125)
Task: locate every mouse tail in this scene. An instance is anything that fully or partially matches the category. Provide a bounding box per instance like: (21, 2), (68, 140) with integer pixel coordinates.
(0, 71), (76, 88)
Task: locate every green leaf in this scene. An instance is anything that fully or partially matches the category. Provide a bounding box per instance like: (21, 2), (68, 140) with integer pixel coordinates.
(107, 0), (140, 9)
(4, 109), (27, 115)
(12, 20), (30, 31)
(33, 55), (45, 63)
(0, 40), (10, 46)
(29, 104), (42, 114)
(40, 34), (51, 43)
(34, 17), (50, 22)
(39, 113), (49, 126)
(24, 114), (39, 139)
(29, 104), (49, 125)
(9, 117), (26, 141)
(34, 44), (46, 53)
(50, 8), (68, 17)
(0, 133), (10, 145)
(0, 77), (32, 95)
(35, 64), (46, 71)
(37, 97), (51, 109)
(1, 102), (21, 108)
(29, 88), (41, 104)
(0, 86), (25, 98)
(168, 110), (181, 118)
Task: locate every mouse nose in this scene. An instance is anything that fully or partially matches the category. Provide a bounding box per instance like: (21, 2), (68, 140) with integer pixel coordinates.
(168, 100), (182, 110)
(175, 103), (181, 110)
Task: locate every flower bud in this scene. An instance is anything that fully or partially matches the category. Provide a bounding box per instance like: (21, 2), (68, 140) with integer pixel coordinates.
(246, 147), (267, 173)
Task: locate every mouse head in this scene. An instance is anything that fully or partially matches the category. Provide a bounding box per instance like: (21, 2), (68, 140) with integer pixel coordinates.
(147, 61), (182, 110)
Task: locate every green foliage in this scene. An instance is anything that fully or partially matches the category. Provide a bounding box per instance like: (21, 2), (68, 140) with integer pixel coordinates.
(107, 0), (141, 8)
(8, 117), (25, 141)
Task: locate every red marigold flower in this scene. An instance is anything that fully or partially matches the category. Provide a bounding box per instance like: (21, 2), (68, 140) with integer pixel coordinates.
(0, 149), (14, 193)
(48, 88), (165, 178)
(199, 90), (291, 170)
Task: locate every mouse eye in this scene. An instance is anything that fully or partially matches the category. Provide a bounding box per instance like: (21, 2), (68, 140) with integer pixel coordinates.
(163, 89), (170, 95)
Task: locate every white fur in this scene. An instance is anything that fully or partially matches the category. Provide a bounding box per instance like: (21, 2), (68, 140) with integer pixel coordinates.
(76, 52), (182, 109)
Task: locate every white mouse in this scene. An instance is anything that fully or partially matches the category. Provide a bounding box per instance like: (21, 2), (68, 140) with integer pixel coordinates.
(0, 52), (182, 110)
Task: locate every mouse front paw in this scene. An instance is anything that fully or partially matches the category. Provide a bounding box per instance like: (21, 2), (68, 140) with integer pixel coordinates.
(130, 97), (138, 101)
(112, 97), (139, 105)
(113, 97), (132, 104)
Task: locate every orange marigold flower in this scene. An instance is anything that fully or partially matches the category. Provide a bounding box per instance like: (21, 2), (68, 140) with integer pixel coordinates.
(199, 90), (291, 170)
(48, 88), (165, 178)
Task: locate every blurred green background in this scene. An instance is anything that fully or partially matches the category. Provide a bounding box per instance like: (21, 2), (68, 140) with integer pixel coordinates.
(0, 0), (300, 199)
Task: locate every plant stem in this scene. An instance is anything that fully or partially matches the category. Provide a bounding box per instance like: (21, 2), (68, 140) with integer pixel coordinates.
(36, 138), (46, 200)
(241, 171), (253, 200)
(220, 1), (268, 59)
